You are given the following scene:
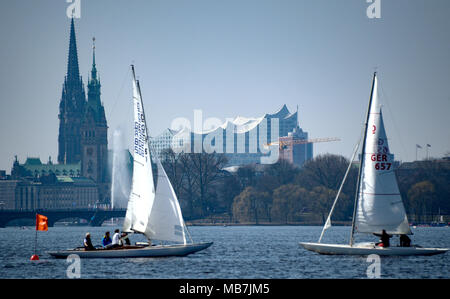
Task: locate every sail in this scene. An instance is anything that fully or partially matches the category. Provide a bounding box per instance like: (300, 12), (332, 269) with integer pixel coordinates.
(144, 158), (187, 244)
(122, 71), (156, 234)
(355, 74), (411, 235)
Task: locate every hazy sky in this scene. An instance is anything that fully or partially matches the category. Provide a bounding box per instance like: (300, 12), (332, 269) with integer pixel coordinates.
(1, 0), (449, 171)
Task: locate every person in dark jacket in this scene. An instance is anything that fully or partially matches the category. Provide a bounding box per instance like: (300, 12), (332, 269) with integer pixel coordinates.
(400, 234), (411, 247)
(121, 232), (131, 246)
(84, 233), (95, 251)
(374, 229), (392, 247)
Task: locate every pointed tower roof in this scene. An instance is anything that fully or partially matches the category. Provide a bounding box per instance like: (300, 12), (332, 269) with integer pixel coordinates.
(66, 17), (81, 84)
(85, 37), (106, 127)
(91, 37), (98, 80)
(87, 36), (101, 103)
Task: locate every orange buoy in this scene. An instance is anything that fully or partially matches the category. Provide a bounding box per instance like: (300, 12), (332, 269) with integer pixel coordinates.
(30, 254), (40, 261)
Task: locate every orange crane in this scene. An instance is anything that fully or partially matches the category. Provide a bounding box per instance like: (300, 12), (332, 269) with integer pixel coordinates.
(267, 137), (341, 150)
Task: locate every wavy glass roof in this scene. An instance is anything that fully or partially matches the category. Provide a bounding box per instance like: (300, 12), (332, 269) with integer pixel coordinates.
(173, 104), (297, 137)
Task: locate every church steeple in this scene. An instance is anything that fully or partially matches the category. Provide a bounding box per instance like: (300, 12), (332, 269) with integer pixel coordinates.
(87, 37), (103, 113)
(62, 17), (85, 110)
(67, 17), (81, 84)
(58, 18), (86, 164)
(91, 37), (97, 81)
(81, 36), (108, 186)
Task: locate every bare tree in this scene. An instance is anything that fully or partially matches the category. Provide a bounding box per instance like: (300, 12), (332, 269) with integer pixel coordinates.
(188, 152), (228, 216)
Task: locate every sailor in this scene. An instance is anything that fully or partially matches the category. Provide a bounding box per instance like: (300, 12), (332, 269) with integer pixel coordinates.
(110, 229), (122, 248)
(102, 231), (112, 247)
(121, 232), (131, 246)
(374, 229), (392, 247)
(400, 234), (411, 247)
(84, 233), (95, 251)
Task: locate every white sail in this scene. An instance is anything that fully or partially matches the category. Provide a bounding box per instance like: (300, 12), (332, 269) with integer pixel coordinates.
(355, 74), (411, 235)
(144, 158), (187, 244)
(122, 70), (156, 234)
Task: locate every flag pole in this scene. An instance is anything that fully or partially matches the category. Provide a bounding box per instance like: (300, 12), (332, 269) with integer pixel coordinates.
(34, 228), (38, 254)
(34, 213), (38, 255)
(31, 213), (48, 260)
(31, 213), (40, 261)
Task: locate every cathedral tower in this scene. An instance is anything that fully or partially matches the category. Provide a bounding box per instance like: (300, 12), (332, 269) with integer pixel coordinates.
(58, 18), (86, 164)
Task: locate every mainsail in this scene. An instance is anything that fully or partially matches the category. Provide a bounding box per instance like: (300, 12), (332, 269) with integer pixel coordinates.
(122, 67), (156, 234)
(354, 74), (411, 235)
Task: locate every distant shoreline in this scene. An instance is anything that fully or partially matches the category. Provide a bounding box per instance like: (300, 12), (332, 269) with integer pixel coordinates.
(185, 221), (352, 226)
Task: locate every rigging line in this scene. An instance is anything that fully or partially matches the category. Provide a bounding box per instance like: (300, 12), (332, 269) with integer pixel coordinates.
(107, 66), (131, 124)
(183, 219), (194, 244)
(377, 74), (409, 162)
(318, 138), (360, 243)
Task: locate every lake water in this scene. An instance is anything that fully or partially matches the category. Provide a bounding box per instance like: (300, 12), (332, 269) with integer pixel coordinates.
(0, 225), (448, 279)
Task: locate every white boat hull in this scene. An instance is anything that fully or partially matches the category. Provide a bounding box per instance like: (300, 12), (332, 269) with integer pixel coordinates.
(48, 242), (213, 259)
(299, 242), (449, 256)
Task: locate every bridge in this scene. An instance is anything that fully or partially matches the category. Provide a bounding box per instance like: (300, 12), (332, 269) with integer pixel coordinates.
(0, 209), (126, 228)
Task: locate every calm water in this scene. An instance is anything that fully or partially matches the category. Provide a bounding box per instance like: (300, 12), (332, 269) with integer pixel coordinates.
(0, 225), (448, 279)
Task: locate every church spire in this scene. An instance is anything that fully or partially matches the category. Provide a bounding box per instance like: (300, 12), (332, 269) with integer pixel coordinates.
(91, 37), (97, 80)
(67, 17), (81, 84)
(86, 36), (106, 126)
(87, 36), (101, 103)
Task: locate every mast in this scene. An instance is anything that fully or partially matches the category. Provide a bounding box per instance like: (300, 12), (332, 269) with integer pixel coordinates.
(349, 72), (377, 246)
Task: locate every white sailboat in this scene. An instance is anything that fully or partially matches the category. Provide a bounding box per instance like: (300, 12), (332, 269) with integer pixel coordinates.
(300, 72), (448, 256)
(49, 66), (212, 258)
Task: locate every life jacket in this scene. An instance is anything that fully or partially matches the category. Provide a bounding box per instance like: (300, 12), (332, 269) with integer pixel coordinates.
(102, 236), (112, 245)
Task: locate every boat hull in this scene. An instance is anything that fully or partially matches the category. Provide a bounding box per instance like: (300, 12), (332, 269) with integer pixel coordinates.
(48, 242), (213, 259)
(299, 242), (449, 256)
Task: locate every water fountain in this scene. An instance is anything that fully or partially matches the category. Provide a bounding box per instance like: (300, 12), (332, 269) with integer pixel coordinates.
(111, 127), (132, 210)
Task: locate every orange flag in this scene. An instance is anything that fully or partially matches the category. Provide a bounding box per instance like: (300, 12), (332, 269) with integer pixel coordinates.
(36, 214), (48, 231)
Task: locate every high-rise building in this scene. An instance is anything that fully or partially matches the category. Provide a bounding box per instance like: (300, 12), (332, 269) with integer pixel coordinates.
(278, 127), (313, 167)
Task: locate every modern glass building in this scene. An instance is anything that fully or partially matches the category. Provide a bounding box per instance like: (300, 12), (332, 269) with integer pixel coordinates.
(150, 105), (313, 167)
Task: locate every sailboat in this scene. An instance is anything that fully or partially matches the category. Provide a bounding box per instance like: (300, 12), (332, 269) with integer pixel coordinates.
(49, 66), (212, 258)
(299, 72), (448, 256)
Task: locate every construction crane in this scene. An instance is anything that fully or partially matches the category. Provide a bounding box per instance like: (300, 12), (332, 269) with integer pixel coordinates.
(266, 137), (341, 150)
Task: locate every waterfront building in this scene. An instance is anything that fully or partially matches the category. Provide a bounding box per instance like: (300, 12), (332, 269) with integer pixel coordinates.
(0, 18), (109, 211)
(0, 175), (98, 211)
(151, 105), (313, 167)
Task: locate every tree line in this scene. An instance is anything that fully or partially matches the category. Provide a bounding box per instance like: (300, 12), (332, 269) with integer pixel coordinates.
(160, 149), (450, 224)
